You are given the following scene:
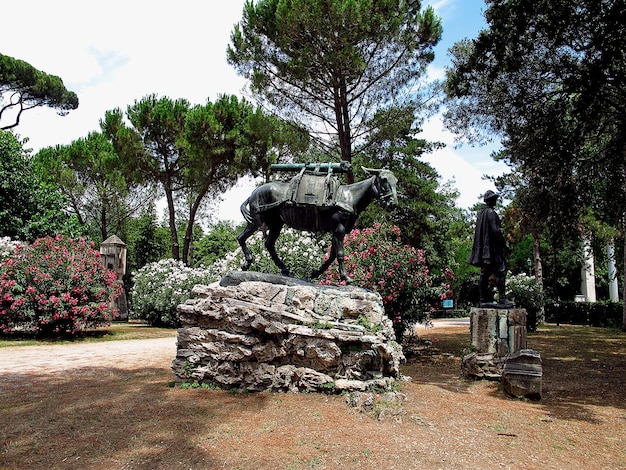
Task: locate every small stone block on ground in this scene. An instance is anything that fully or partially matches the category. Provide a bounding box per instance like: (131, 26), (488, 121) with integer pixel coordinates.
(501, 349), (542, 399)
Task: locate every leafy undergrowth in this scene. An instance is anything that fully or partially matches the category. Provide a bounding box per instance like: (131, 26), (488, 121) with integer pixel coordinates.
(1, 323), (625, 469)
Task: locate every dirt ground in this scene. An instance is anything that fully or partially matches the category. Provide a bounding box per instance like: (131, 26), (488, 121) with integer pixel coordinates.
(1, 322), (625, 470)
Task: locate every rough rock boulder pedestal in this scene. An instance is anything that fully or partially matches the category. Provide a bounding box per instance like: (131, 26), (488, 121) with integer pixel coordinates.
(172, 272), (405, 393)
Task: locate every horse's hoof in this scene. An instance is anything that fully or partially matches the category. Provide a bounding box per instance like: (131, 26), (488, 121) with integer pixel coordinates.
(281, 270), (290, 277)
(342, 276), (354, 284)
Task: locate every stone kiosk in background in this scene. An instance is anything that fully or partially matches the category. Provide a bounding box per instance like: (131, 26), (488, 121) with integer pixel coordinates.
(100, 235), (128, 321)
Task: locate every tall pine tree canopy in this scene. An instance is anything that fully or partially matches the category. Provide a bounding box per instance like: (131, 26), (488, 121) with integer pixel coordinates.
(0, 53), (78, 130)
(227, 0), (442, 169)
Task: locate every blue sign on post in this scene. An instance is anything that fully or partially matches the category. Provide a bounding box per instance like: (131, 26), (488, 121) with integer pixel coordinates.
(442, 299), (454, 309)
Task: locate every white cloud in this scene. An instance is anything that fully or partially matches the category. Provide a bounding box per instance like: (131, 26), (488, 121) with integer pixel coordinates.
(216, 176), (259, 225)
(420, 114), (505, 208)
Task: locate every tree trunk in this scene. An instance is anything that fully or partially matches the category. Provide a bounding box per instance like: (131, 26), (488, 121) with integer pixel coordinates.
(333, 79), (353, 183)
(532, 231), (545, 325)
(100, 204), (107, 241)
(623, 160), (626, 331)
(623, 226), (626, 331)
(65, 190), (86, 226)
(182, 182), (211, 265)
(164, 177), (179, 261)
(607, 241), (619, 302)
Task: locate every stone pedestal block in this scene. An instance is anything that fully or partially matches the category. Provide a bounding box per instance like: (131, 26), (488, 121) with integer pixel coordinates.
(462, 308), (542, 399)
(172, 272), (405, 393)
(502, 349), (542, 399)
(462, 307), (527, 379)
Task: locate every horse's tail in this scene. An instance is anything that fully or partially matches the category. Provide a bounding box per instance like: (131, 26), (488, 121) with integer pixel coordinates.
(240, 197), (254, 224)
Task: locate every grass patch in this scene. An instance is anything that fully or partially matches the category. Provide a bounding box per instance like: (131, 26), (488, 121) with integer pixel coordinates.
(0, 322), (176, 347)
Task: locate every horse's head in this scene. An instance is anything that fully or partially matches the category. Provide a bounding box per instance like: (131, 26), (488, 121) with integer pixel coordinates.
(363, 167), (398, 210)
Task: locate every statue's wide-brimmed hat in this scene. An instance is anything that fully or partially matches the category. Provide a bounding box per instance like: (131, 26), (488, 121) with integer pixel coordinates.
(483, 190), (499, 202)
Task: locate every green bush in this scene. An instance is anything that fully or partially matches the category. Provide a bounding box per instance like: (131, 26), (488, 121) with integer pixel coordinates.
(193, 221), (241, 267)
(0, 235), (120, 336)
(131, 259), (217, 327)
(545, 300), (623, 328)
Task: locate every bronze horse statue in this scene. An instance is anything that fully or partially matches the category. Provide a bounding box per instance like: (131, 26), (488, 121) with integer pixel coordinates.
(237, 167), (398, 283)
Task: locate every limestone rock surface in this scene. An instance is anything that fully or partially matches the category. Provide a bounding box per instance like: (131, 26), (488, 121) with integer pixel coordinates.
(172, 272), (405, 392)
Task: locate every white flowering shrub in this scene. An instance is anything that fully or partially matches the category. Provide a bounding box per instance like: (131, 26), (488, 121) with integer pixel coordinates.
(506, 272), (544, 330)
(131, 259), (218, 327)
(131, 230), (330, 327)
(213, 228), (331, 280)
(0, 237), (22, 258)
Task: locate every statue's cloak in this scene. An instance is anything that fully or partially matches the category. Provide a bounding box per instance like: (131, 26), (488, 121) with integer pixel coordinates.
(467, 205), (506, 271)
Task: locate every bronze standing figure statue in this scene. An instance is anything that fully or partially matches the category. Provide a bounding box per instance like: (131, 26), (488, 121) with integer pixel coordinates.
(237, 164), (398, 283)
(467, 190), (515, 308)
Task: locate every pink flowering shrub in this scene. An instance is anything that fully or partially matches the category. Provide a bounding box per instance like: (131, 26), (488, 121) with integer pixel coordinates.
(0, 235), (120, 336)
(319, 223), (453, 339)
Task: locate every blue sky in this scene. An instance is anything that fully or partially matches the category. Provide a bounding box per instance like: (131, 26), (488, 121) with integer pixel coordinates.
(430, 0), (487, 65)
(1, 0), (503, 221)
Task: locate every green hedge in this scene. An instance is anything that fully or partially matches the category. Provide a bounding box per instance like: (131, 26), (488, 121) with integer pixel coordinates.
(430, 309), (469, 319)
(544, 301), (623, 328)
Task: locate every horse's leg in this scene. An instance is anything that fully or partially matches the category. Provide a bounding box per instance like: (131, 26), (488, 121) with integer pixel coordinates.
(265, 222), (290, 276)
(312, 213), (353, 283)
(329, 213), (354, 284)
(311, 246), (336, 279)
(334, 227), (354, 284)
(237, 222), (258, 271)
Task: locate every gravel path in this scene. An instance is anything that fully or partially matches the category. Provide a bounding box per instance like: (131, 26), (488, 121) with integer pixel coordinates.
(0, 337), (177, 378)
(416, 317), (470, 329)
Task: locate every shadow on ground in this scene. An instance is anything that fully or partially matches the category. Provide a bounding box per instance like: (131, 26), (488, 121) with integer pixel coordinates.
(403, 324), (626, 422)
(2, 324), (625, 469)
